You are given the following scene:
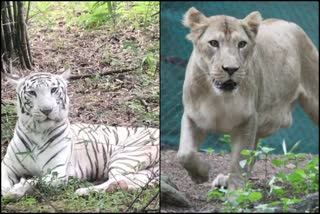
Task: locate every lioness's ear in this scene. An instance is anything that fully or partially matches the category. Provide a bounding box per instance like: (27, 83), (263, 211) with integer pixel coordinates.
(183, 7), (208, 29)
(242, 11), (262, 37)
(183, 7), (208, 41)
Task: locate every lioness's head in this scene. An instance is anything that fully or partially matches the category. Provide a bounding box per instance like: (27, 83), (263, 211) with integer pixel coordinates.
(183, 7), (262, 93)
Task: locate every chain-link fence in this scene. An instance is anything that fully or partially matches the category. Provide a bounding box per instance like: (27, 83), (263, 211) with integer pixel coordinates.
(160, 1), (319, 154)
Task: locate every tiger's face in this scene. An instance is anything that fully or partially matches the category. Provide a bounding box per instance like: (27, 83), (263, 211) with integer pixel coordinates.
(12, 71), (71, 126)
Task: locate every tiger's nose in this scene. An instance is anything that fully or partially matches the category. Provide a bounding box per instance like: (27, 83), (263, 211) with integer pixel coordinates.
(40, 108), (53, 116)
(222, 66), (239, 76)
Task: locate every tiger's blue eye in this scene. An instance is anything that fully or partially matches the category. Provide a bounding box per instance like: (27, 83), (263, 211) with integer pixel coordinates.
(51, 87), (58, 94)
(28, 91), (36, 96)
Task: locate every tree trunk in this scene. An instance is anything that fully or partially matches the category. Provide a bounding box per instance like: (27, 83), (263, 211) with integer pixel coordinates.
(1, 1), (33, 73)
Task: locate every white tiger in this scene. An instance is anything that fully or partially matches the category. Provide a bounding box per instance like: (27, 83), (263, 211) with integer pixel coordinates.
(1, 70), (159, 199)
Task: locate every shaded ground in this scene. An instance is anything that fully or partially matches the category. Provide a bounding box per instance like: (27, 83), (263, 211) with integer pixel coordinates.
(160, 146), (318, 213)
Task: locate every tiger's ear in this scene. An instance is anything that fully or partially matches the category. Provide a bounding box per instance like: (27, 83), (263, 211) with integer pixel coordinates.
(61, 69), (71, 81)
(241, 11), (262, 37)
(2, 72), (22, 88)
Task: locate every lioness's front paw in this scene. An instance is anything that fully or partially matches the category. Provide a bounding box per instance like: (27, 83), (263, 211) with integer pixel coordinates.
(189, 163), (210, 184)
(212, 173), (229, 189)
(179, 152), (210, 184)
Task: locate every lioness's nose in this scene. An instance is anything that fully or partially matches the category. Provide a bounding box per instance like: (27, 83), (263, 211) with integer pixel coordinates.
(222, 66), (239, 76)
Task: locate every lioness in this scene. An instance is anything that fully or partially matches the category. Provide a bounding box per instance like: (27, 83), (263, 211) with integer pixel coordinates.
(178, 7), (319, 191)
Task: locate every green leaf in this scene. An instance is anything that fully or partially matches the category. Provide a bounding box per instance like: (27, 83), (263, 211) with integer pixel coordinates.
(287, 172), (303, 182)
(269, 201), (282, 206)
(288, 141), (300, 153)
(207, 148), (214, 154)
(207, 190), (224, 200)
(282, 140), (287, 154)
(239, 159), (247, 169)
(236, 194), (245, 204)
(241, 150), (251, 156)
(260, 147), (275, 154)
(248, 192), (262, 202)
(254, 151), (262, 157)
(268, 176), (276, 186)
(276, 172), (287, 181)
(292, 169), (306, 178)
(295, 153), (306, 159)
(219, 135), (231, 143)
(306, 157), (319, 171)
(283, 153), (295, 159)
(270, 185), (285, 196)
(271, 159), (283, 167)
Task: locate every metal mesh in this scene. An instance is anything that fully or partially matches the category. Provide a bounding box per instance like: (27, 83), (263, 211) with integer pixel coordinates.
(160, 1), (319, 154)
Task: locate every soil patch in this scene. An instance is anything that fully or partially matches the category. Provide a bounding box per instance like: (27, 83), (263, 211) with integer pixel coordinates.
(160, 147), (318, 213)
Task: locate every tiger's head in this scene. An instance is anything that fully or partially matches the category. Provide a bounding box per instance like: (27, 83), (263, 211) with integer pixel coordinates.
(8, 70), (71, 130)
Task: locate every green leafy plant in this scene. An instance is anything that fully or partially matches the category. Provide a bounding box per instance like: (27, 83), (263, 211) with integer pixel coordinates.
(208, 140), (318, 212)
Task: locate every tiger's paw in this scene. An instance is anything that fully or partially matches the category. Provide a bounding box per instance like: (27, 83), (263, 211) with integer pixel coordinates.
(106, 180), (128, 192)
(2, 183), (30, 201)
(2, 180), (32, 201)
(75, 187), (98, 196)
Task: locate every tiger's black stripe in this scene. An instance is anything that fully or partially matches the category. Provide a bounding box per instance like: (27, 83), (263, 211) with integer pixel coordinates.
(42, 146), (68, 169)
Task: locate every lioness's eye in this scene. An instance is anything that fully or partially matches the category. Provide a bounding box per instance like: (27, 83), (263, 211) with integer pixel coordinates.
(209, 40), (219, 48)
(28, 90), (36, 96)
(238, 41), (247, 48)
(51, 87), (58, 94)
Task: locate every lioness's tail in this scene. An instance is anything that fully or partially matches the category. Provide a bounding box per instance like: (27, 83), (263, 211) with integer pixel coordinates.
(296, 25), (319, 125)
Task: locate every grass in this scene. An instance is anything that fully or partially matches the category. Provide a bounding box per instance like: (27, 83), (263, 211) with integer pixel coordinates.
(1, 104), (16, 144)
(28, 2), (159, 30)
(207, 139), (319, 213)
(1, 177), (159, 212)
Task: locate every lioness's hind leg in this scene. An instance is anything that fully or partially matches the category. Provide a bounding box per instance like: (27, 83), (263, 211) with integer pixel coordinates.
(298, 28), (319, 126)
(298, 92), (319, 126)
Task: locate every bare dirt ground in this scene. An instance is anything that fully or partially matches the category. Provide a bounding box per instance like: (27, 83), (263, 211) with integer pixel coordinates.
(160, 146), (318, 213)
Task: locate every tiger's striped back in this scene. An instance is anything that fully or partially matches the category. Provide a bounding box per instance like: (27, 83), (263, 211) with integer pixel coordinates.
(67, 124), (159, 182)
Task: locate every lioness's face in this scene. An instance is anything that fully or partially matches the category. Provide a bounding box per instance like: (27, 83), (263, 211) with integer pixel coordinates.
(183, 8), (262, 92)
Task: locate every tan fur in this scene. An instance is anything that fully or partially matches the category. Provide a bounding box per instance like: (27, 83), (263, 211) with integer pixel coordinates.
(177, 8), (319, 191)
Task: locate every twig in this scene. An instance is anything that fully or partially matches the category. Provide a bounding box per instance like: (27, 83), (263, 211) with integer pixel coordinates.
(92, 41), (109, 56)
(151, 11), (159, 17)
(125, 175), (156, 213)
(138, 191), (159, 213)
(138, 98), (149, 112)
(69, 67), (139, 80)
(26, 1), (31, 24)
